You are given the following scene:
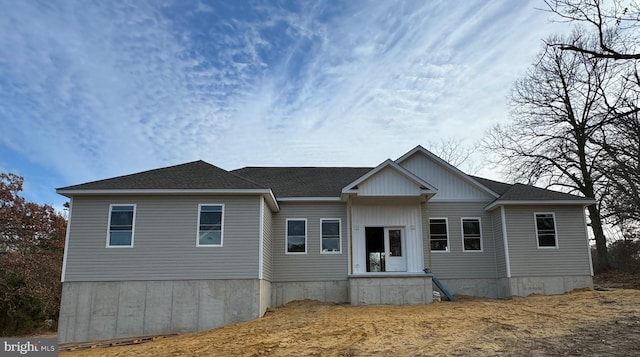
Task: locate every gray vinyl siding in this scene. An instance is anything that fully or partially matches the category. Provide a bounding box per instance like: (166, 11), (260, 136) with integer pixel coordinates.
(505, 205), (591, 277)
(491, 209), (507, 278)
(421, 202), (431, 268)
(272, 202), (348, 282)
(425, 202), (497, 279)
(262, 199), (274, 281)
(64, 195), (261, 281)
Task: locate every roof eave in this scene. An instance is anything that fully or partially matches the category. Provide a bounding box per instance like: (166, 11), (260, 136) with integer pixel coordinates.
(57, 188), (281, 211)
(485, 199), (597, 211)
(263, 190), (280, 212)
(57, 188), (274, 197)
(277, 197), (342, 202)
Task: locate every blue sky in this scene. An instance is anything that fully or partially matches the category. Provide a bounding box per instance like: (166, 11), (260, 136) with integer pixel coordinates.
(0, 0), (568, 209)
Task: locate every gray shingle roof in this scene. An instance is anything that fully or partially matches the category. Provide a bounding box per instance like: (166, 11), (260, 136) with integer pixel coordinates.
(231, 167), (372, 197)
(469, 176), (512, 195)
(57, 160), (593, 204)
(471, 176), (591, 201)
(497, 183), (591, 201)
(57, 160), (265, 191)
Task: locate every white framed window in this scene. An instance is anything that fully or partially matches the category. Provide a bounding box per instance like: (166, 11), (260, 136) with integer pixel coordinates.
(321, 218), (341, 254)
(197, 204), (224, 247)
(461, 217), (482, 252)
(107, 204), (136, 247)
(429, 218), (449, 252)
(535, 212), (558, 248)
(286, 218), (307, 254)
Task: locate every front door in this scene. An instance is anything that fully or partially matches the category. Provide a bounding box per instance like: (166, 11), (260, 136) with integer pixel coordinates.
(384, 228), (406, 272)
(365, 227), (406, 272)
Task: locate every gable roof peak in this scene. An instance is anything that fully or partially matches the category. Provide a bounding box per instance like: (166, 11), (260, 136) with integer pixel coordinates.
(395, 145), (500, 198)
(341, 159), (438, 194)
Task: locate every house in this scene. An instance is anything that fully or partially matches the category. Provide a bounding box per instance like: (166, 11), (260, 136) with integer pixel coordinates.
(56, 145), (595, 343)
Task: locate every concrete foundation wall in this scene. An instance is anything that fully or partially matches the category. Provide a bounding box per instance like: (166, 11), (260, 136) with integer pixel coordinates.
(509, 275), (593, 296)
(259, 280), (272, 315)
(59, 275), (594, 343)
(434, 276), (592, 298)
(58, 279), (264, 343)
(349, 275), (433, 305)
(271, 280), (349, 306)
(497, 278), (511, 299)
(435, 278), (503, 299)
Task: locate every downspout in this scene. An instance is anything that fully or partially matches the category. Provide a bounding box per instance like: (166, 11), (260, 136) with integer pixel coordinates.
(583, 205), (594, 276)
(500, 206), (512, 278)
(348, 196), (353, 275)
(258, 196), (264, 280)
(60, 197), (73, 283)
(423, 199), (431, 270)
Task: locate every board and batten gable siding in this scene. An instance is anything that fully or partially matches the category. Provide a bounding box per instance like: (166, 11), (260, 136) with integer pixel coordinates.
(64, 195), (261, 281)
(262, 198), (274, 281)
(504, 205), (592, 277)
(357, 167), (422, 196)
(491, 209), (508, 278)
(272, 202), (348, 282)
(425, 202), (498, 279)
(400, 154), (494, 201)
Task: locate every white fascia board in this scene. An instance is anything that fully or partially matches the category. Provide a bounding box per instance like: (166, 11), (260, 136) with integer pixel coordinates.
(429, 198), (493, 203)
(264, 191), (280, 212)
(341, 159), (438, 194)
(56, 188), (273, 196)
(396, 145), (499, 198)
(485, 199), (597, 211)
(277, 197), (342, 202)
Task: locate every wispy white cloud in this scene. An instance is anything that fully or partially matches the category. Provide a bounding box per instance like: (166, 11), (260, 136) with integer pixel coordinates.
(0, 0), (571, 205)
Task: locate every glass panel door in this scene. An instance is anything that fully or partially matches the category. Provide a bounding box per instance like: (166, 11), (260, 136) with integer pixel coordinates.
(384, 228), (406, 272)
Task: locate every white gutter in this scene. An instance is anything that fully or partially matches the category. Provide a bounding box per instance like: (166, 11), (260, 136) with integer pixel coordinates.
(56, 188), (273, 196)
(485, 199), (597, 211)
(277, 197), (342, 202)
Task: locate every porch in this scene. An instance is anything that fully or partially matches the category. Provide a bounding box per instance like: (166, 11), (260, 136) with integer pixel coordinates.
(348, 273), (433, 305)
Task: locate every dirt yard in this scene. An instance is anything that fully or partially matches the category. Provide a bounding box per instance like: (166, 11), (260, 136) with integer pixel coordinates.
(60, 285), (640, 357)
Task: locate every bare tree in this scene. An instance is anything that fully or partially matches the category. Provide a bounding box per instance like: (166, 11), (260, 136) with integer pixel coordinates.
(544, 0), (640, 60)
(544, 0), (640, 234)
(425, 138), (480, 174)
(598, 111), (640, 223)
(484, 33), (614, 269)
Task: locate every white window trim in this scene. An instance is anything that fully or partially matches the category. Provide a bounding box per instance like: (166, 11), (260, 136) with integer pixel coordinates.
(429, 217), (450, 253)
(534, 212), (559, 249)
(196, 204), (225, 247)
(285, 218), (307, 254)
(106, 204), (136, 248)
(320, 218), (342, 254)
(461, 217), (483, 252)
